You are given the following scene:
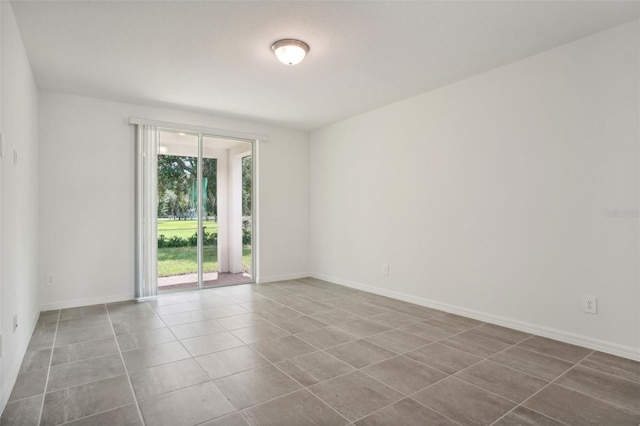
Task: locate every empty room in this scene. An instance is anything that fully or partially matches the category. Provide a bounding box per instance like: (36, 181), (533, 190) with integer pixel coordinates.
(1, 1), (639, 425)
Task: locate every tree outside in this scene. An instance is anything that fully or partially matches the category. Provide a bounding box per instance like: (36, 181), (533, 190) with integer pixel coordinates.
(157, 153), (252, 277)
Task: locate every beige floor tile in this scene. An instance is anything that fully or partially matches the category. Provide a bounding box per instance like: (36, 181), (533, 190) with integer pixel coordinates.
(493, 406), (565, 426)
(139, 381), (235, 426)
(309, 309), (362, 326)
(0, 394), (43, 426)
(517, 336), (592, 363)
(326, 340), (396, 368)
(196, 346), (270, 380)
(524, 384), (640, 426)
(169, 319), (225, 339)
(413, 377), (515, 426)
(214, 365), (301, 409)
(242, 390), (348, 426)
(182, 331), (245, 357)
(555, 365), (640, 414)
(296, 326), (358, 349)
(441, 330), (511, 358)
(200, 412), (249, 426)
(129, 358), (209, 400)
(469, 323), (531, 345)
(368, 311), (422, 328)
(215, 313), (267, 330)
(40, 375), (134, 426)
(116, 328), (176, 352)
(122, 341), (191, 371)
(490, 347), (572, 381)
(9, 368), (48, 402)
(250, 335), (316, 362)
(63, 404), (142, 426)
(51, 337), (119, 366)
(580, 351), (640, 383)
(399, 322), (459, 341)
(309, 371), (403, 421)
(354, 398), (456, 426)
(405, 342), (482, 374)
(12, 282), (639, 426)
(362, 355), (447, 394)
(231, 324), (289, 345)
(275, 351), (355, 386)
(333, 318), (392, 338)
(264, 315), (327, 334)
(366, 329), (430, 353)
(454, 360), (548, 403)
(47, 353), (125, 392)
(159, 309), (211, 326)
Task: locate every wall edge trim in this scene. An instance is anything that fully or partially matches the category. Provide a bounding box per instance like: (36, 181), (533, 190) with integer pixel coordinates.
(311, 272), (640, 361)
(258, 272), (309, 284)
(40, 294), (133, 311)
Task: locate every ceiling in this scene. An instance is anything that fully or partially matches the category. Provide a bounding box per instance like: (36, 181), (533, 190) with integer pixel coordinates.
(10, 1), (639, 131)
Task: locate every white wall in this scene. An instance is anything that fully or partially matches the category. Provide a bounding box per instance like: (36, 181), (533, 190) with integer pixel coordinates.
(38, 92), (309, 309)
(0, 1), (40, 410)
(310, 21), (640, 360)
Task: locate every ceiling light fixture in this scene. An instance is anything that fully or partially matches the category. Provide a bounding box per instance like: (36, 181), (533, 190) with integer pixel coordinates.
(271, 39), (309, 66)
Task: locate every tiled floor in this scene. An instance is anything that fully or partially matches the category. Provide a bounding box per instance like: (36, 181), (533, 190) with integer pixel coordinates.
(2, 278), (639, 425)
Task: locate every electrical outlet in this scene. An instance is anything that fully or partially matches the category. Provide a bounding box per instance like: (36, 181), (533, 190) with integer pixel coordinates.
(12, 315), (18, 333)
(382, 264), (389, 276)
(46, 274), (55, 286)
(583, 295), (598, 314)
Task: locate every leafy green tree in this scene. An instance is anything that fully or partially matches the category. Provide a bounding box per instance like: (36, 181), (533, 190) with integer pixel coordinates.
(157, 155), (217, 220)
(242, 155), (252, 217)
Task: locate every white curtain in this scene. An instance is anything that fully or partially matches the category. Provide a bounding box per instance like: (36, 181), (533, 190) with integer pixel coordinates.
(135, 124), (158, 300)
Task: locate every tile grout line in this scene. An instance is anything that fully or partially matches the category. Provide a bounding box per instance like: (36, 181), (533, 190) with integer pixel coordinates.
(385, 324), (564, 425)
(352, 366), (465, 426)
(512, 335), (597, 365)
(106, 304), (147, 426)
(546, 362), (640, 415)
(148, 292), (334, 425)
(203, 286), (488, 423)
(26, 281), (636, 426)
(56, 402), (137, 426)
(182, 286), (392, 422)
(252, 359), (353, 425)
(570, 359), (640, 385)
(37, 292), (469, 423)
(252, 289), (479, 424)
(488, 350), (596, 426)
(440, 333), (569, 424)
(36, 309), (61, 426)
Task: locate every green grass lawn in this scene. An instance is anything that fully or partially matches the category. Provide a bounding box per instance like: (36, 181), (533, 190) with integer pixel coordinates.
(157, 219), (251, 276)
(157, 219), (218, 239)
(157, 246), (252, 276)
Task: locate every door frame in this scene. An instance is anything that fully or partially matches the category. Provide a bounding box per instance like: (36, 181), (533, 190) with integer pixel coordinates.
(132, 117), (263, 299)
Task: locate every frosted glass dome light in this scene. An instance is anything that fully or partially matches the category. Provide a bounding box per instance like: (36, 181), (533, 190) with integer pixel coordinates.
(272, 39), (310, 66)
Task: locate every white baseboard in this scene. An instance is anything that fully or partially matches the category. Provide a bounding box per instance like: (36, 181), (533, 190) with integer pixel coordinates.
(40, 293), (133, 311)
(258, 272), (309, 284)
(0, 310), (40, 415)
(312, 272), (640, 362)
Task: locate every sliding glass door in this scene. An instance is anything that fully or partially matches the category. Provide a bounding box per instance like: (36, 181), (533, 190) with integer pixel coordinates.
(138, 128), (254, 296)
(155, 131), (200, 292)
(200, 136), (254, 289)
